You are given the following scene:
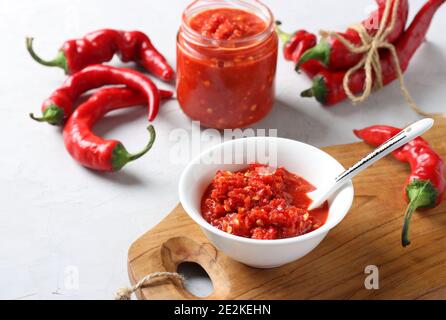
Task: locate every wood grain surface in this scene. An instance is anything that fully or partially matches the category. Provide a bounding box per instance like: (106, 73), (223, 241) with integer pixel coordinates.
(128, 115), (446, 300)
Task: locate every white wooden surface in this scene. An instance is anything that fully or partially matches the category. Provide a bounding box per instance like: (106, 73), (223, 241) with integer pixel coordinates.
(0, 0), (444, 299)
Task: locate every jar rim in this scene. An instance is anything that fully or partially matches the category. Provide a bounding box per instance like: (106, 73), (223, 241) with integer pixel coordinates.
(181, 0), (275, 48)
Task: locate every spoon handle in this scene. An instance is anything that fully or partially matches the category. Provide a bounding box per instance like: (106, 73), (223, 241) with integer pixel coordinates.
(308, 118), (434, 210)
(336, 118), (434, 185)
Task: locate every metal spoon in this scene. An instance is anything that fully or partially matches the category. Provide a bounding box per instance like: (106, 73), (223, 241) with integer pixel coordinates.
(307, 118), (435, 210)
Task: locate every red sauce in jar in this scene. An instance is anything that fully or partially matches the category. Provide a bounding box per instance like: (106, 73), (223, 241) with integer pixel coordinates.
(177, 3), (278, 129)
(189, 8), (267, 40)
(201, 164), (329, 240)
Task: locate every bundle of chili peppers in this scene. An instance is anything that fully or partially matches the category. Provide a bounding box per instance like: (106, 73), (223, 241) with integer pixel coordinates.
(355, 125), (445, 247)
(276, 0), (445, 107)
(27, 29), (175, 172)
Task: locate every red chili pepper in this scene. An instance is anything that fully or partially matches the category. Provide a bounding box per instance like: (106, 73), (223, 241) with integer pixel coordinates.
(354, 125), (445, 247)
(297, 0), (409, 70)
(275, 22), (325, 78)
(63, 87), (162, 171)
(30, 65), (173, 125)
(275, 21), (315, 62)
(301, 0), (445, 105)
(26, 29), (174, 81)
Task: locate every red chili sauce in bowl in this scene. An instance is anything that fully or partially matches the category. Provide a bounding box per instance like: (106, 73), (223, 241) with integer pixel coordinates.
(177, 2), (278, 129)
(201, 164), (329, 240)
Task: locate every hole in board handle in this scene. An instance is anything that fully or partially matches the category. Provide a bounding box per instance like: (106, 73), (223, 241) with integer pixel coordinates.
(177, 262), (214, 298)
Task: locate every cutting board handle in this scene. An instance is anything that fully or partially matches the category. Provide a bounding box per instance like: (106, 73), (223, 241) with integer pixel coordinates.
(132, 236), (231, 300)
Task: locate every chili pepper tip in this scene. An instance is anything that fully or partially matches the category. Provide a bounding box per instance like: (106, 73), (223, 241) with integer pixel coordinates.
(160, 89), (175, 99)
(162, 69), (175, 82)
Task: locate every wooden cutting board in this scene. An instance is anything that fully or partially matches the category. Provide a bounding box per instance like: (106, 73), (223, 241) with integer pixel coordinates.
(127, 115), (446, 300)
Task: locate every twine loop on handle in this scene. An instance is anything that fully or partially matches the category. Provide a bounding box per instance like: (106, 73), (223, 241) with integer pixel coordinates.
(115, 272), (185, 300)
(319, 0), (429, 116)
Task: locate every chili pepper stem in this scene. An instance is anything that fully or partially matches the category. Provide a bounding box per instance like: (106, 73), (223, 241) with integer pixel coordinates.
(111, 125), (156, 171)
(402, 180), (438, 247)
(301, 76), (327, 104)
(274, 21), (292, 44)
(29, 113), (46, 122)
(128, 125), (156, 161)
(29, 104), (65, 126)
(402, 199), (417, 247)
(301, 89), (314, 98)
(296, 40), (330, 71)
(26, 37), (69, 74)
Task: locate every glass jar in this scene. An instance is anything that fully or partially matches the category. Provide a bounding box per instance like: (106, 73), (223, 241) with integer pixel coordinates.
(176, 0), (278, 129)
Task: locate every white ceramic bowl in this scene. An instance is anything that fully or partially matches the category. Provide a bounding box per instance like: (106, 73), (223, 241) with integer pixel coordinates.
(179, 137), (354, 268)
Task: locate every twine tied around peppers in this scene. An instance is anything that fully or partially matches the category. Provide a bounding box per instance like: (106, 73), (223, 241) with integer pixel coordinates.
(319, 0), (429, 116)
(115, 272), (185, 300)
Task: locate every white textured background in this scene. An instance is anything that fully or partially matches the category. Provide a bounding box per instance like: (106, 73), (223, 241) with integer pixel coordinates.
(0, 0), (445, 299)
